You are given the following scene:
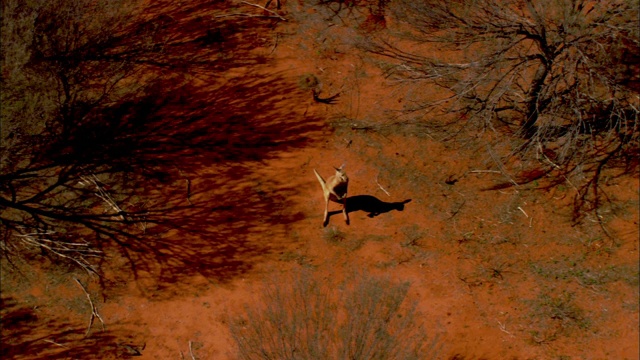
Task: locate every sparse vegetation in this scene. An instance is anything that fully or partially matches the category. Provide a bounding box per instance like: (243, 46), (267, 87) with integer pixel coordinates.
(526, 291), (591, 344)
(298, 73), (320, 90)
(323, 225), (347, 244)
(530, 259), (640, 287)
(323, 226), (364, 251)
(1, 1), (637, 359)
(400, 224), (425, 247)
(229, 269), (437, 360)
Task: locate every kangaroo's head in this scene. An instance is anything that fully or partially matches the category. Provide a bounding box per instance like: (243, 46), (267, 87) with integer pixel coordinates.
(394, 199), (412, 211)
(333, 164), (348, 182)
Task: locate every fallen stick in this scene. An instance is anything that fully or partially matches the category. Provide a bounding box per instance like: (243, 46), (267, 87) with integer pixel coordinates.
(375, 174), (391, 197)
(189, 341), (196, 360)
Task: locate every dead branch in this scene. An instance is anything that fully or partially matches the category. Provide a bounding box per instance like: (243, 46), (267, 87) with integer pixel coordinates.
(486, 145), (519, 189)
(16, 231), (101, 275)
(496, 320), (515, 338)
(80, 175), (126, 221)
(240, 1), (287, 21)
(44, 339), (69, 348)
(214, 12), (282, 19)
(74, 278), (105, 337)
(470, 170), (502, 174)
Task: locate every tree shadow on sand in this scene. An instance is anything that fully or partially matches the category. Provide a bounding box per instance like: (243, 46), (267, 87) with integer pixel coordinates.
(86, 69), (325, 298)
(0, 296), (144, 359)
(1, 0), (321, 298)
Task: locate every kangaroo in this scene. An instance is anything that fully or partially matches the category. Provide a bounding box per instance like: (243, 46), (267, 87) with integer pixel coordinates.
(313, 164), (349, 227)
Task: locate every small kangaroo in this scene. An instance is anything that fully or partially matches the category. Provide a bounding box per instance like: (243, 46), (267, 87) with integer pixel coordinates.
(313, 164), (349, 227)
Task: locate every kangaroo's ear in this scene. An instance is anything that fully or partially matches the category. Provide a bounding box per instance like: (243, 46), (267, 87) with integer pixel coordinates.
(335, 163), (345, 171)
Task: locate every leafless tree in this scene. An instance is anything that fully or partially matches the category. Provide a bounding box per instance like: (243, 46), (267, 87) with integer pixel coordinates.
(364, 0), (639, 220)
(0, 0), (155, 273)
(0, 0), (229, 272)
(1, 0), (290, 273)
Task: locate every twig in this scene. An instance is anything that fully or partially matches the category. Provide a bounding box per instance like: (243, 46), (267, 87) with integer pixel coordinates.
(17, 232), (100, 275)
(486, 145), (519, 189)
(470, 169), (502, 174)
(536, 143), (579, 192)
(375, 175), (391, 197)
(188, 341), (196, 360)
(119, 344), (144, 356)
(82, 174), (150, 232)
(270, 33), (279, 55)
(496, 320), (515, 338)
(81, 175), (126, 221)
(240, 1), (287, 20)
(574, 276), (600, 293)
(517, 206), (528, 218)
(44, 339), (69, 348)
(447, 197), (466, 220)
(185, 179), (192, 206)
(74, 278), (105, 337)
(176, 167), (193, 206)
(214, 13), (282, 19)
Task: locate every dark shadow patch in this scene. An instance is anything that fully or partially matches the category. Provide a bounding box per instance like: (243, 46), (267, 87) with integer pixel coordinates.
(328, 195), (411, 220)
(1, 0), (320, 297)
(0, 296), (142, 359)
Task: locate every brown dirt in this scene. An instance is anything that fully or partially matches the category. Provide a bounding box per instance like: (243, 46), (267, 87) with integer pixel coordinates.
(2, 1), (638, 359)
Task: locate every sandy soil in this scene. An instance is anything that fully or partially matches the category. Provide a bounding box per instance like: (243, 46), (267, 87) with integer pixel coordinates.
(2, 1), (638, 359)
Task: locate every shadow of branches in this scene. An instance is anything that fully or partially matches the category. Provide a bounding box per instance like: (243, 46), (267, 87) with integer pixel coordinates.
(1, 296), (144, 359)
(89, 71), (324, 296)
(1, 0), (319, 292)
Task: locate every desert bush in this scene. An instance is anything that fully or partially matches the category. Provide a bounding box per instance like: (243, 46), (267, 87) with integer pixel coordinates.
(526, 291), (591, 344)
(362, 0), (639, 221)
(229, 269), (437, 360)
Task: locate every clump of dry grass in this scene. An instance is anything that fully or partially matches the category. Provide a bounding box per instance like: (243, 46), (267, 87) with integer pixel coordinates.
(229, 268), (439, 360)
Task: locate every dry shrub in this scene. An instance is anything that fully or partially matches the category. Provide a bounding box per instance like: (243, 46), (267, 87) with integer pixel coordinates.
(229, 268), (439, 360)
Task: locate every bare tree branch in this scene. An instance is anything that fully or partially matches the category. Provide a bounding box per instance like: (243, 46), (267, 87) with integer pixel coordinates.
(362, 0), (639, 220)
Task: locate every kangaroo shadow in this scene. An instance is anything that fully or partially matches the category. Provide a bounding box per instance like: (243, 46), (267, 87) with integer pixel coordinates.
(328, 195), (411, 220)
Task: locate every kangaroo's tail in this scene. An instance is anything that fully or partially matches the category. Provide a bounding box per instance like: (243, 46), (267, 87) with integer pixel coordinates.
(313, 169), (326, 188)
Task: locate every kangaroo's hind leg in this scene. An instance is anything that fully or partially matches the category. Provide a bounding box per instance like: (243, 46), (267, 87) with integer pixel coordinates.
(323, 195), (330, 227)
(342, 196), (349, 225)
